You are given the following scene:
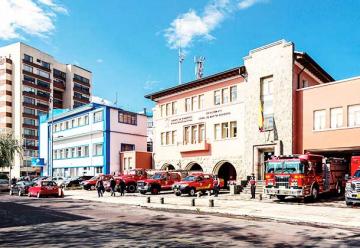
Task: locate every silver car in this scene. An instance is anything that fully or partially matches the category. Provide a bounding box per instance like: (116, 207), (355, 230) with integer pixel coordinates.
(0, 179), (9, 191)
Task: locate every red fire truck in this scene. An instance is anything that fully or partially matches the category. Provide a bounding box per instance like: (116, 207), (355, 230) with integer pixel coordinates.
(264, 154), (347, 201)
(345, 156), (360, 205)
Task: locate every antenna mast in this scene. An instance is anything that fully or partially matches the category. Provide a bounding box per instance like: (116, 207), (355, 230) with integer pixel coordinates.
(194, 56), (205, 79)
(178, 43), (185, 85)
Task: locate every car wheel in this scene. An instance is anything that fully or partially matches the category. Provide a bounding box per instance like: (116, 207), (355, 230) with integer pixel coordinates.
(140, 191), (146, 195)
(90, 185), (95, 190)
(37, 192), (41, 198)
(189, 188), (196, 197)
(311, 186), (319, 201)
(18, 190), (22, 196)
(127, 184), (136, 193)
(276, 195), (286, 201)
(150, 186), (159, 195)
(175, 191), (181, 196)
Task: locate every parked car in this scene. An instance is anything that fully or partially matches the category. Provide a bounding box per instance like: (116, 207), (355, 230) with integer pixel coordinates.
(65, 176), (93, 188)
(0, 174), (9, 180)
(82, 175), (113, 190)
(52, 176), (69, 187)
(0, 179), (9, 192)
(114, 169), (148, 193)
(32, 176), (49, 183)
(28, 180), (64, 198)
(9, 181), (35, 196)
(172, 173), (224, 196)
(137, 171), (182, 195)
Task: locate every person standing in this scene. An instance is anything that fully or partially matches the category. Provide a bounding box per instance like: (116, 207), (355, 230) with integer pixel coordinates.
(213, 176), (220, 197)
(96, 177), (104, 198)
(110, 177), (116, 197)
(250, 173), (256, 199)
(119, 179), (126, 196)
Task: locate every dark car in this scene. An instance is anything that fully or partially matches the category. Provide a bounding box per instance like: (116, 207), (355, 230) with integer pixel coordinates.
(66, 176), (93, 188)
(9, 181), (35, 196)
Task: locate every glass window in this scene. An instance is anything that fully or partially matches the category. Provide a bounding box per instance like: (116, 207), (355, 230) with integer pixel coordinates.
(314, 110), (326, 130)
(93, 143), (103, 156)
(191, 126), (198, 144)
(230, 121), (237, 138)
(166, 132), (170, 145)
(330, 107), (343, 128)
(199, 94), (204, 109)
(348, 105), (360, 127)
(121, 143), (135, 151)
(24, 96), (35, 105)
(24, 107), (36, 115)
(166, 103), (171, 116)
(94, 111), (103, 123)
(24, 118), (36, 126)
(222, 88), (229, 104)
(24, 54), (33, 62)
(184, 127), (190, 144)
(192, 96), (198, 111)
(199, 124), (205, 142)
(84, 146), (89, 157)
(24, 128), (36, 136)
(161, 132), (165, 145)
(221, 122), (229, 139)
(214, 90), (220, 105)
(23, 64), (33, 73)
(118, 110), (137, 125)
(71, 148), (76, 158)
(172, 131), (176, 145)
(160, 105), (165, 117)
(172, 102), (177, 115)
(185, 98), (191, 112)
(214, 124), (221, 140)
(230, 86), (237, 102)
(37, 69), (50, 79)
(77, 147), (82, 157)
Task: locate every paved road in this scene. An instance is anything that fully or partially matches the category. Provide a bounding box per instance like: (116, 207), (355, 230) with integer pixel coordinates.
(0, 194), (359, 248)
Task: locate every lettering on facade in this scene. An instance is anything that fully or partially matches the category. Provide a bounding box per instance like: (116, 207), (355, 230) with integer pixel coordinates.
(198, 109), (231, 121)
(170, 116), (193, 125)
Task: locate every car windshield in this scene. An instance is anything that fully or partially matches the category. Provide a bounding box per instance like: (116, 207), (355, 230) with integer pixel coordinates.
(283, 161), (304, 174)
(152, 173), (165, 180)
(354, 170), (360, 178)
(266, 162), (283, 173)
(183, 176), (196, 182)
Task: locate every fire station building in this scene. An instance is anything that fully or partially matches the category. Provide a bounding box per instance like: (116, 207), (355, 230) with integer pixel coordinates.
(145, 40), (336, 183)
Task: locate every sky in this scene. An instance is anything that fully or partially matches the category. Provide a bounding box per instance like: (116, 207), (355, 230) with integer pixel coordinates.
(0, 0), (360, 113)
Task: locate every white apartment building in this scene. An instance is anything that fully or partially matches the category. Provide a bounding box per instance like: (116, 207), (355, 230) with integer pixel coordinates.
(0, 42), (92, 177)
(39, 103), (149, 177)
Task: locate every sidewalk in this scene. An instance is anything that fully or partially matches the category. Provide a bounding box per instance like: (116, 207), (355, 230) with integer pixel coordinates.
(65, 190), (360, 229)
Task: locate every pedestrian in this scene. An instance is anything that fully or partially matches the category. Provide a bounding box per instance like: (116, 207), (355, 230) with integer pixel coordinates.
(11, 177), (17, 186)
(96, 177), (104, 198)
(110, 177), (116, 197)
(250, 173), (256, 199)
(119, 179), (126, 196)
(213, 176), (220, 197)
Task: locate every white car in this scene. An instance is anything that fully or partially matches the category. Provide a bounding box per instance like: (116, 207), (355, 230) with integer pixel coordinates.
(52, 177), (69, 187)
(0, 179), (9, 191)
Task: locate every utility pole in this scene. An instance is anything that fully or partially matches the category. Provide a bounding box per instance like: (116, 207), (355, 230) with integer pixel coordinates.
(178, 44), (185, 85)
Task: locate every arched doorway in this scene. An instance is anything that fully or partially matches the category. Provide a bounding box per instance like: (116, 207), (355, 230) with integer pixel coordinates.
(161, 164), (175, 171)
(214, 161), (237, 188)
(186, 162), (203, 172)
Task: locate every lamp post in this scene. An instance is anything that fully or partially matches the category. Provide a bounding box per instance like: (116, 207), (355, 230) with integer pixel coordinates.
(49, 95), (54, 178)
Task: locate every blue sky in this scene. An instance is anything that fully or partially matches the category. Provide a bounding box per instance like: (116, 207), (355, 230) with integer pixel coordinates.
(0, 0), (359, 112)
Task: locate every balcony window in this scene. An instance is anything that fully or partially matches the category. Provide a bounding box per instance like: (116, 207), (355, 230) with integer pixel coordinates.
(24, 54), (33, 63)
(214, 90), (220, 105)
(23, 64), (33, 73)
(37, 79), (50, 88)
(314, 110), (326, 130)
(36, 59), (50, 69)
(24, 75), (35, 83)
(330, 107), (343, 128)
(74, 74), (90, 84)
(24, 97), (35, 105)
(24, 107), (36, 115)
(348, 105), (360, 127)
(37, 69), (50, 79)
(24, 128), (36, 136)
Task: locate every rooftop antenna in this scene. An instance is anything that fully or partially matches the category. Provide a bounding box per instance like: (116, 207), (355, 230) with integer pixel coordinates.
(114, 92), (118, 107)
(178, 42), (185, 85)
(194, 56), (205, 79)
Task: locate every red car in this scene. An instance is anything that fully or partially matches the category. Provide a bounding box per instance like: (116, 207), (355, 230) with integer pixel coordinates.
(28, 180), (64, 198)
(113, 169), (148, 193)
(137, 171), (182, 195)
(172, 173), (224, 196)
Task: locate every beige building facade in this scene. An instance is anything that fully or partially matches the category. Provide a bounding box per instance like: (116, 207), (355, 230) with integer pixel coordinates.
(0, 42), (92, 177)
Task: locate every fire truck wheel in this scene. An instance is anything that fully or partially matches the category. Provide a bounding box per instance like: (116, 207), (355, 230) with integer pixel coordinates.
(189, 188), (196, 197)
(127, 184), (136, 193)
(150, 186), (159, 195)
(276, 195), (286, 201)
(345, 200), (352, 206)
(311, 186), (319, 201)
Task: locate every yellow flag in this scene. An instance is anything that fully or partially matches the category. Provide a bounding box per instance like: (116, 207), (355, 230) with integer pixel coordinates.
(258, 100), (264, 132)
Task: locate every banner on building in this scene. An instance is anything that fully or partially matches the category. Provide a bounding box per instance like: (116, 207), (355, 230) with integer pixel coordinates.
(31, 158), (45, 167)
(258, 100), (264, 132)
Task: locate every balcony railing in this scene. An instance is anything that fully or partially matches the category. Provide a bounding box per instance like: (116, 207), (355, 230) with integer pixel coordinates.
(73, 85), (90, 95)
(179, 141), (210, 153)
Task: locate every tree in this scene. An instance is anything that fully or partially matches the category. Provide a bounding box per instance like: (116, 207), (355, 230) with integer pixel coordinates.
(0, 133), (22, 177)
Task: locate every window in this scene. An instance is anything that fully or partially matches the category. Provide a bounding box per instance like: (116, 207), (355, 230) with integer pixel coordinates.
(214, 124), (221, 140)
(302, 80), (309, 88)
(23, 64), (33, 73)
(161, 132), (165, 145)
(261, 77), (274, 130)
(230, 121), (237, 138)
(24, 108), (36, 115)
(166, 103), (171, 116)
(230, 86), (237, 102)
(23, 86), (36, 94)
(118, 110), (137, 125)
(94, 111), (103, 123)
(184, 126), (190, 144)
(77, 147), (82, 157)
(74, 74), (90, 84)
(221, 122), (229, 139)
(199, 94), (204, 109)
(84, 115), (89, 125)
(38, 110), (47, 116)
(24, 75), (35, 83)
(166, 132), (170, 145)
(348, 105), (360, 127)
(24, 128), (36, 136)
(24, 96), (35, 105)
(93, 143), (103, 156)
(192, 96), (198, 111)
(214, 90), (220, 105)
(314, 110), (326, 130)
(160, 105), (165, 117)
(37, 59), (50, 69)
(37, 69), (50, 79)
(71, 148), (76, 158)
(330, 108), (343, 128)
(24, 54), (33, 63)
(121, 143), (135, 152)
(172, 101), (177, 115)
(199, 124), (205, 142)
(66, 148), (71, 159)
(24, 118), (35, 126)
(222, 88), (229, 104)
(172, 131), (177, 145)
(84, 146), (89, 157)
(185, 98), (191, 112)
(191, 126), (198, 144)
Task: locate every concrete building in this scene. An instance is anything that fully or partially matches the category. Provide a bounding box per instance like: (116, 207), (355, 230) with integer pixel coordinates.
(146, 40), (333, 183)
(0, 42), (92, 177)
(39, 103), (150, 177)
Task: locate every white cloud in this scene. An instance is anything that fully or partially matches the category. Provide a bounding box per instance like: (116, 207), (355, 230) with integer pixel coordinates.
(91, 96), (115, 107)
(0, 0), (68, 40)
(144, 80), (159, 90)
(96, 58), (103, 63)
(165, 0), (266, 49)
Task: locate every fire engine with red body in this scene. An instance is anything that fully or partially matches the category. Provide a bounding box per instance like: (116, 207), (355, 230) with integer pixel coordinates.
(345, 156), (360, 205)
(137, 171), (182, 195)
(172, 173), (224, 196)
(112, 168), (148, 193)
(264, 154), (347, 201)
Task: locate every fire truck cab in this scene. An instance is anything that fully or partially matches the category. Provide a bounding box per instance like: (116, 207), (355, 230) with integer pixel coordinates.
(264, 154), (347, 201)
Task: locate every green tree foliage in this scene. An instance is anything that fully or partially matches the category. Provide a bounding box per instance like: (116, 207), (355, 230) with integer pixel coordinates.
(0, 133), (22, 169)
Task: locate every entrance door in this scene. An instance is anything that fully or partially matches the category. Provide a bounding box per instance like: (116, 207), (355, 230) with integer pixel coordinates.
(258, 150), (274, 180)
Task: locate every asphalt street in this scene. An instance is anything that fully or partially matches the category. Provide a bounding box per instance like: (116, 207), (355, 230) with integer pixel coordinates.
(0, 193), (359, 248)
